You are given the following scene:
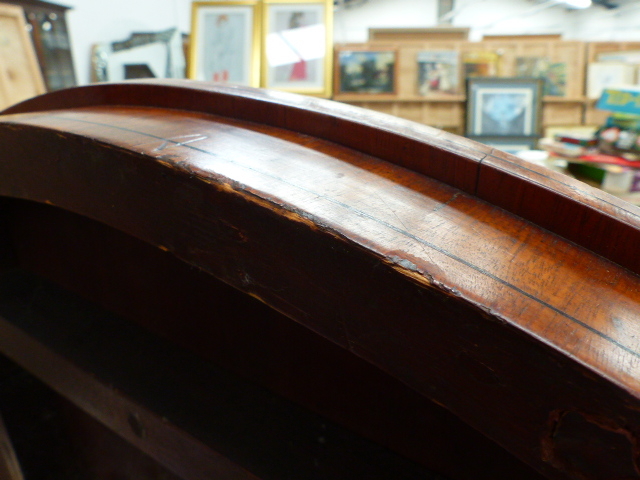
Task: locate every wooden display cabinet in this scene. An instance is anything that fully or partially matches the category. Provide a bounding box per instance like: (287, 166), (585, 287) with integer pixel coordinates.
(2, 0), (76, 91)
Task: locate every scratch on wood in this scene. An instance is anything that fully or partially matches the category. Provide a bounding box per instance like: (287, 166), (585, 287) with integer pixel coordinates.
(153, 134), (209, 152)
(432, 192), (461, 214)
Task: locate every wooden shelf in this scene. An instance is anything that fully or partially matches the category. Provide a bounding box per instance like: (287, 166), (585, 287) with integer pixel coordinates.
(334, 39), (588, 130)
(543, 96), (587, 103)
(0, 268), (442, 480)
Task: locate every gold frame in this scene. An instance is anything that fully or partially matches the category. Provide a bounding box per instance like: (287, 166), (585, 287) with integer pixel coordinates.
(188, 1), (261, 87)
(0, 4), (45, 110)
(261, 0), (333, 97)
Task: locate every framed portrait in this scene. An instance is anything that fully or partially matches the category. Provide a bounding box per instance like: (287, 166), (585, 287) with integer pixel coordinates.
(189, 1), (261, 87)
(468, 136), (539, 155)
(263, 0), (333, 97)
(466, 77), (543, 137)
(335, 48), (397, 96)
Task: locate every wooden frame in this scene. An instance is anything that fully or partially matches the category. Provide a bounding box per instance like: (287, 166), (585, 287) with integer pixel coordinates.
(262, 0), (333, 97)
(482, 34), (562, 42)
(587, 62), (637, 100)
(416, 50), (460, 96)
(466, 77), (543, 137)
(0, 3), (45, 110)
(369, 27), (469, 42)
(188, 1), (261, 87)
(334, 47), (398, 97)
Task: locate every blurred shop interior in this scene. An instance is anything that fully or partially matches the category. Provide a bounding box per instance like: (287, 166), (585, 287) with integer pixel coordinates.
(5, 0), (640, 200)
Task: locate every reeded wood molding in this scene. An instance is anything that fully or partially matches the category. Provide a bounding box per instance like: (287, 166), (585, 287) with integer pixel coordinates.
(3, 81), (640, 479)
(5, 79), (639, 276)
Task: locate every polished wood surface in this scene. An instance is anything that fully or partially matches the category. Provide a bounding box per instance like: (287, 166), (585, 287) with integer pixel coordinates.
(2, 79), (640, 479)
(0, 412), (23, 480)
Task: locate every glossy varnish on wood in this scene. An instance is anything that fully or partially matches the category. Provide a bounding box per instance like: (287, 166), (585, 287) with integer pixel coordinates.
(2, 80), (640, 478)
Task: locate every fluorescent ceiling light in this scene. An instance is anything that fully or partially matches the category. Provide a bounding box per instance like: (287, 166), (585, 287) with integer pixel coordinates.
(561, 0), (592, 8)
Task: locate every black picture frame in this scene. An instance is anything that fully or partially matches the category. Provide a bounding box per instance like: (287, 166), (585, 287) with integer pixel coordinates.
(466, 77), (543, 137)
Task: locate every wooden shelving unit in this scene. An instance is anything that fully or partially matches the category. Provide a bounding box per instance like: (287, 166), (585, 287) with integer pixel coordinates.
(583, 41), (640, 126)
(333, 39), (595, 133)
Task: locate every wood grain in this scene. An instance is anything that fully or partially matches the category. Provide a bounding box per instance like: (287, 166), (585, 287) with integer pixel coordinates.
(2, 81), (640, 478)
(6, 80), (640, 276)
(0, 412), (23, 480)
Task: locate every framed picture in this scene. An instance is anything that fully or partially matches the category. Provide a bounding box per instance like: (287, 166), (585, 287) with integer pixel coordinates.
(466, 77), (543, 137)
(462, 51), (500, 78)
(417, 50), (459, 96)
(587, 62), (636, 100)
(468, 136), (539, 155)
(516, 57), (567, 97)
(189, 1), (261, 87)
(262, 0), (333, 97)
(335, 48), (397, 95)
(0, 4), (45, 110)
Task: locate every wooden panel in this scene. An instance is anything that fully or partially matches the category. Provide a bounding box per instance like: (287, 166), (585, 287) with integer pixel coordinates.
(0, 4), (45, 109)
(347, 100), (464, 129)
(369, 27), (469, 42)
(545, 41), (586, 100)
(542, 101), (584, 126)
(421, 100), (465, 128)
(335, 40), (587, 131)
(1, 198), (544, 480)
(587, 41), (640, 63)
(483, 34), (563, 41)
(584, 102), (611, 126)
(0, 267), (452, 480)
(466, 40), (586, 99)
(7, 80), (640, 478)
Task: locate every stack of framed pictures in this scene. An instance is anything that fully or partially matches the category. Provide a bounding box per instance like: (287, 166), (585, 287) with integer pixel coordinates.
(466, 77), (544, 154)
(189, 0), (333, 98)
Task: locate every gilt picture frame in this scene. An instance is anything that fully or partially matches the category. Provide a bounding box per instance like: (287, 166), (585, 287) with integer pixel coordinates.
(189, 1), (261, 87)
(262, 0), (333, 97)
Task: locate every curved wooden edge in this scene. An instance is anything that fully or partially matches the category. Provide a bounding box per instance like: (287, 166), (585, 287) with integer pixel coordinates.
(5, 79), (640, 276)
(5, 82), (640, 479)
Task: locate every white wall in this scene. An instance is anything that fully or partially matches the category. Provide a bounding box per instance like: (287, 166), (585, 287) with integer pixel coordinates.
(65, 0), (193, 85)
(62, 0), (640, 86)
(447, 0), (573, 41)
(568, 1), (640, 41)
(333, 0), (438, 43)
(333, 0), (582, 43)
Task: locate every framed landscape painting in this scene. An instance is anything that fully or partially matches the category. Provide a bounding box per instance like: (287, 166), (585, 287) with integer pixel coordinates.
(335, 48), (397, 95)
